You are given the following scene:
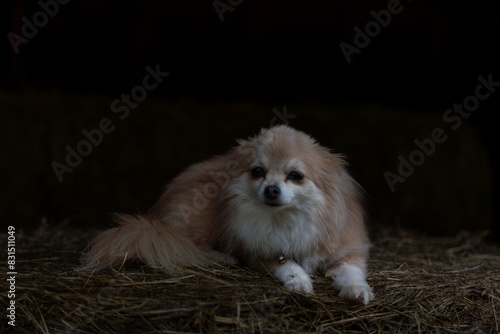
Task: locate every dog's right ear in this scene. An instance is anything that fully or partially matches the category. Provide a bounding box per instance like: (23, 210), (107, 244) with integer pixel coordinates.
(235, 137), (252, 154)
(234, 137), (257, 167)
(236, 138), (248, 147)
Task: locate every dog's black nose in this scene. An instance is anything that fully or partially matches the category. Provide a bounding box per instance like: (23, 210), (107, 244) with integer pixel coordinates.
(264, 185), (281, 200)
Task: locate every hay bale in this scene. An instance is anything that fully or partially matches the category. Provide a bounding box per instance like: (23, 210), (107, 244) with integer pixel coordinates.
(1, 222), (499, 333)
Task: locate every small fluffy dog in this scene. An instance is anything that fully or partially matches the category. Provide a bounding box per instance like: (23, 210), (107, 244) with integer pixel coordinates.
(83, 125), (374, 304)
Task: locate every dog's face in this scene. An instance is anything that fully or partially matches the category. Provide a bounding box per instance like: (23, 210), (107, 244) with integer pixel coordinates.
(249, 158), (308, 208)
(237, 126), (330, 210)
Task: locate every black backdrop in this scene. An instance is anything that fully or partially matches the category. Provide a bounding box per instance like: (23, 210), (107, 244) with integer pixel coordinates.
(1, 0), (499, 239)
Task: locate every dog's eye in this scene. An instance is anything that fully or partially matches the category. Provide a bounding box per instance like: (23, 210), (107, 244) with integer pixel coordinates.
(251, 167), (265, 178)
(288, 171), (304, 182)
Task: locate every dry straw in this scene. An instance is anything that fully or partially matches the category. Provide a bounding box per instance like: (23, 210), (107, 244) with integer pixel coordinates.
(1, 222), (499, 333)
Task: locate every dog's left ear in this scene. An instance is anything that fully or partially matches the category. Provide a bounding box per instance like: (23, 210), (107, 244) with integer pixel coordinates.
(317, 150), (346, 175)
(326, 153), (366, 201)
(327, 152), (347, 169)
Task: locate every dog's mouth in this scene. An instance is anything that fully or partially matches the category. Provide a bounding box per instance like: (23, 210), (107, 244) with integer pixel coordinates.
(264, 199), (285, 207)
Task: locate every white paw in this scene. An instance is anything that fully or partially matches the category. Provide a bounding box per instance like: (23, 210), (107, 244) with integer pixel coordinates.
(338, 284), (374, 305)
(328, 264), (374, 305)
(283, 274), (314, 294)
(274, 261), (314, 294)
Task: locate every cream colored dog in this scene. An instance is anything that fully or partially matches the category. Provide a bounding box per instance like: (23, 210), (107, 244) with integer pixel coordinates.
(83, 125), (373, 304)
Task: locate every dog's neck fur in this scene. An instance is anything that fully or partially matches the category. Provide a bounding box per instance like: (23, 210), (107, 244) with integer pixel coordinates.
(223, 200), (323, 265)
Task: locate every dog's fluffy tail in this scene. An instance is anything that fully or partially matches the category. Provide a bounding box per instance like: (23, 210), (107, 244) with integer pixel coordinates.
(81, 214), (210, 274)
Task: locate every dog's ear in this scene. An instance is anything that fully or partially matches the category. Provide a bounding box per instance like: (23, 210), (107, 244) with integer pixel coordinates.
(311, 149), (346, 178)
(236, 138), (248, 147)
(326, 152), (347, 171)
(233, 138), (257, 167)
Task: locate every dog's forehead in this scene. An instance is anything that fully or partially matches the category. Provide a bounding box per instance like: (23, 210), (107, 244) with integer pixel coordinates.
(254, 146), (306, 171)
(249, 126), (320, 170)
(285, 158), (305, 171)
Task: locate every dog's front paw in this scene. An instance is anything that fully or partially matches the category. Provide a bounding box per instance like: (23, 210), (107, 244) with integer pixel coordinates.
(274, 261), (314, 294)
(283, 274), (314, 294)
(328, 263), (374, 305)
(338, 284), (374, 305)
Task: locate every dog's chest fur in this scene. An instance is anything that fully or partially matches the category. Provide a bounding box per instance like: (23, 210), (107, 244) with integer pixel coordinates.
(224, 201), (325, 272)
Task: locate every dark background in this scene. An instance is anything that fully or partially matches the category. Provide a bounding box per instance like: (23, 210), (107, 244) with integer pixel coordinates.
(1, 0), (498, 240)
